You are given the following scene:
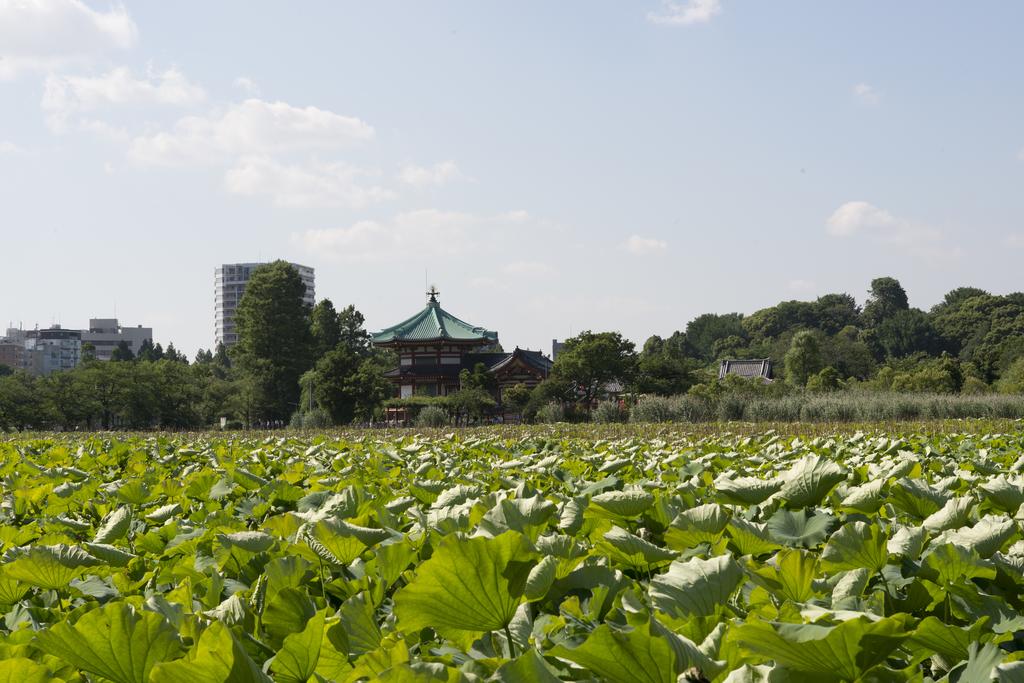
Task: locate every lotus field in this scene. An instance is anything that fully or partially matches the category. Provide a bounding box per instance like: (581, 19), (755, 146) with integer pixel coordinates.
(2, 428), (1024, 681)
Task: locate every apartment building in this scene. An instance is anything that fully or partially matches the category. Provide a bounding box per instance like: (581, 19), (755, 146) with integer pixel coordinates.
(214, 262), (315, 347)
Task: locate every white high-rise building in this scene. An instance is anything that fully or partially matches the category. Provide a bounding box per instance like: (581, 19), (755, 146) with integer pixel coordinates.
(214, 262), (315, 348)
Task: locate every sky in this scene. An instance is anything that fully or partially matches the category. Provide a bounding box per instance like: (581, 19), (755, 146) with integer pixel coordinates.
(2, 0), (1024, 359)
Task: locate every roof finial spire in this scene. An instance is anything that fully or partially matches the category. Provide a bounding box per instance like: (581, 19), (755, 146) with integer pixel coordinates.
(427, 285), (440, 305)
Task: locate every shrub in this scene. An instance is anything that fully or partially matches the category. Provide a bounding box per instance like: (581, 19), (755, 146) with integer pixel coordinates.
(717, 394), (746, 421)
(289, 411), (304, 429)
(535, 402), (565, 424)
(674, 395), (715, 422)
(806, 367), (842, 392)
(630, 396), (677, 423)
(962, 376), (991, 395)
(593, 400), (627, 423)
(744, 396), (803, 422)
(997, 358), (1024, 394)
(303, 408), (333, 428)
(414, 405), (449, 428)
(800, 395), (859, 422)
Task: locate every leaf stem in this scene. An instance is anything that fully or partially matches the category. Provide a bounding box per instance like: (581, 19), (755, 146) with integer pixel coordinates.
(319, 558), (329, 602)
(504, 624), (516, 658)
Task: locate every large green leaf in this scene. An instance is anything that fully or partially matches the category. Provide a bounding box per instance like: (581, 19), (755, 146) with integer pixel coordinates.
(270, 609), (326, 683)
(922, 497), (974, 533)
(339, 592), (383, 655)
(589, 489), (655, 518)
(819, 521), (888, 574)
(727, 518), (782, 557)
(394, 530), (536, 636)
(150, 621), (271, 683)
(731, 614), (914, 681)
(478, 496), (557, 536)
(921, 543), (995, 586)
(751, 549), (817, 603)
(0, 658), (52, 683)
(494, 649), (562, 682)
(778, 456), (846, 508)
(262, 586), (316, 649)
(839, 479), (885, 513)
(890, 478), (947, 519)
(980, 476), (1024, 513)
(597, 526), (678, 569)
(715, 475), (784, 506)
(649, 554), (744, 618)
(550, 619), (679, 683)
(315, 620), (354, 680)
(35, 602), (182, 683)
(664, 504), (730, 550)
(905, 616), (994, 666)
(937, 516), (1017, 558)
(766, 509), (834, 548)
(305, 518), (391, 565)
(93, 506), (131, 544)
(1, 544), (102, 589)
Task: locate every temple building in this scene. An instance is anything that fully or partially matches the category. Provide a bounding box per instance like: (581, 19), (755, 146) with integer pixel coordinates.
(372, 288), (552, 405)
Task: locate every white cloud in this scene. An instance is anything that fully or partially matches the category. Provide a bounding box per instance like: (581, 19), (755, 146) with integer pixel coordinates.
(128, 98), (374, 166)
(826, 201), (950, 258)
(0, 141), (24, 154)
(647, 0), (721, 26)
(0, 0), (137, 79)
(826, 200), (897, 237)
(853, 82), (881, 105)
(624, 235), (668, 255)
(42, 66), (205, 132)
(397, 160), (463, 188)
(1017, 147), (1024, 162)
(296, 210), (533, 262)
(233, 76), (260, 96)
(224, 156), (395, 208)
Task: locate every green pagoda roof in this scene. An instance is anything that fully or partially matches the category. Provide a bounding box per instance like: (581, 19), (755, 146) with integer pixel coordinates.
(372, 289), (498, 345)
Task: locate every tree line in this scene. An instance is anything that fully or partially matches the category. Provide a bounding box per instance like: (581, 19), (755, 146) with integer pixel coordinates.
(522, 276), (1024, 421)
(0, 262), (390, 430)
(3, 267), (1024, 429)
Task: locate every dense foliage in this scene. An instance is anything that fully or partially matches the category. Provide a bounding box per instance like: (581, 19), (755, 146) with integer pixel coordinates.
(546, 277), (1024, 407)
(1, 427), (1024, 680)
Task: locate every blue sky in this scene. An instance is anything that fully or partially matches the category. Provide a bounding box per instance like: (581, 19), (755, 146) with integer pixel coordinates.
(2, 1), (1024, 358)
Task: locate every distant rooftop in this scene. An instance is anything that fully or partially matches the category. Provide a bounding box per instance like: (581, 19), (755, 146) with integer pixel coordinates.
(372, 288), (498, 345)
(719, 358), (773, 381)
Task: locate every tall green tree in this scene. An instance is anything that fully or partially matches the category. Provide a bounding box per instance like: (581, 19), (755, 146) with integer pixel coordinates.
(213, 342), (231, 370)
(784, 330), (823, 387)
(231, 261), (314, 421)
(338, 305), (372, 356)
(551, 331), (637, 407)
(310, 299), (342, 358)
(874, 309), (945, 359)
(301, 347), (390, 424)
(635, 335), (696, 395)
(137, 339), (157, 362)
(163, 342), (187, 364)
(862, 277), (909, 328)
(684, 313), (746, 361)
(110, 340), (135, 362)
